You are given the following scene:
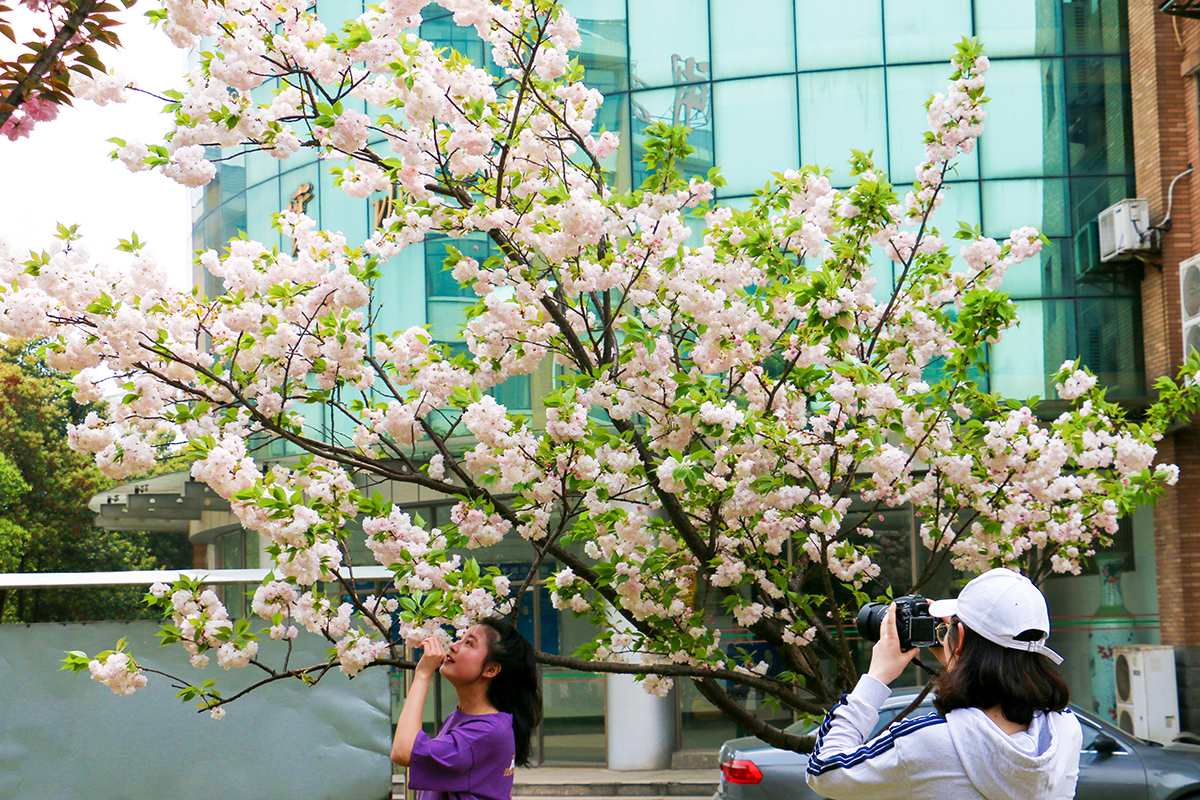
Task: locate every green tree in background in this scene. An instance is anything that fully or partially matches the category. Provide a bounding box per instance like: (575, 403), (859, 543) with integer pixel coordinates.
(0, 340), (192, 623)
(0, 450), (31, 574)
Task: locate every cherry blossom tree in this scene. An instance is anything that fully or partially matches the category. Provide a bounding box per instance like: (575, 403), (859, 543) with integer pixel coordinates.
(10, 0), (1199, 751)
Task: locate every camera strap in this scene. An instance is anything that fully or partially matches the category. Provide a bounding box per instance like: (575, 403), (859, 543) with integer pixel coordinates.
(911, 656), (940, 678)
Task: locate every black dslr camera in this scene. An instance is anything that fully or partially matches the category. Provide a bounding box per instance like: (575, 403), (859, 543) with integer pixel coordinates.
(856, 595), (939, 652)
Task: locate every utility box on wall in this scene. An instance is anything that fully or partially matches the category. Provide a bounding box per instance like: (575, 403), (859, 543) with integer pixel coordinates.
(1114, 645), (1180, 744)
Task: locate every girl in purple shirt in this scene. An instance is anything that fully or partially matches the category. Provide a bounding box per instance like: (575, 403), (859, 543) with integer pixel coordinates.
(391, 616), (543, 800)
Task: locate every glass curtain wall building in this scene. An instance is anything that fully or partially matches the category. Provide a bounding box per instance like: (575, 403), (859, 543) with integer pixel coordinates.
(189, 0), (1146, 763)
(567, 0), (1141, 399)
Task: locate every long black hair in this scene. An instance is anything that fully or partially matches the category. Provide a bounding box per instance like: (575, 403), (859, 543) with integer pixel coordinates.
(479, 615), (542, 766)
(933, 617), (1069, 725)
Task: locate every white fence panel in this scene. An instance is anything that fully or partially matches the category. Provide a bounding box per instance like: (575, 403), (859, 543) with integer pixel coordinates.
(0, 619), (392, 800)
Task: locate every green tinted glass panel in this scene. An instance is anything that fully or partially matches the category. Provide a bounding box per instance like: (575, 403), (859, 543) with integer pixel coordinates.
(249, 75), (277, 109)
(714, 76), (799, 195)
(299, 375), (330, 444)
(568, 0), (629, 93)
(420, 11), (497, 74)
(923, 312), (989, 390)
(1070, 176), (1136, 234)
(982, 178), (1069, 238)
(223, 194), (248, 250)
(426, 235), (497, 342)
(930, 181), (981, 276)
(1062, 0), (1128, 55)
(882, 0), (972, 65)
(371, 246), (426, 337)
(796, 0), (882, 70)
(798, 68), (886, 185)
(631, 87), (714, 188)
(221, 161), (247, 206)
(710, 0), (794, 79)
(1003, 237), (1076, 299)
(492, 374), (531, 411)
(245, 147), (280, 189)
(719, 195), (755, 212)
(319, 0), (361, 27)
(318, 164), (368, 250)
(426, 235), (487, 299)
(245, 182), (281, 249)
(886, 64), (978, 181)
(1076, 296), (1144, 398)
(628, 0), (708, 90)
(980, 59), (1066, 179)
(932, 181), (981, 232)
(592, 92), (632, 192)
(867, 246), (895, 303)
(989, 299), (1075, 399)
(1065, 57), (1132, 176)
(1076, 264), (1140, 297)
(974, 0), (1061, 57)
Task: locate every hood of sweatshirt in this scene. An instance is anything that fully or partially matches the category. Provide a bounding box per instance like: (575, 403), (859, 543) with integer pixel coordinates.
(945, 708), (1080, 800)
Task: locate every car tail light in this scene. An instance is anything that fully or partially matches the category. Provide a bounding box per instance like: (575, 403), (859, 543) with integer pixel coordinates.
(720, 760), (763, 784)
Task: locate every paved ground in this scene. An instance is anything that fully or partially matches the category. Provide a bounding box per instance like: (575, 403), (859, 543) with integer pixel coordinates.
(393, 764), (720, 800)
(514, 765), (718, 784)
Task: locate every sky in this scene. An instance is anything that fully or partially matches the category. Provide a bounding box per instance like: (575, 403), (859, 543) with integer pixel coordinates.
(0, 12), (194, 289)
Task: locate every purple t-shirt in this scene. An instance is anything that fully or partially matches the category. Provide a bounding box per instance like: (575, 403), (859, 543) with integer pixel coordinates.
(409, 709), (516, 800)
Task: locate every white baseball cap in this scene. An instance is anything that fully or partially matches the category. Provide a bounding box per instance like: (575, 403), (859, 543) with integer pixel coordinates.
(927, 568), (1063, 665)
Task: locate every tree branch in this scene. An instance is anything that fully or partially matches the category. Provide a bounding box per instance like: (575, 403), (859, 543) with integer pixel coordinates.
(694, 677), (816, 753)
(0, 0), (101, 129)
(536, 652), (826, 717)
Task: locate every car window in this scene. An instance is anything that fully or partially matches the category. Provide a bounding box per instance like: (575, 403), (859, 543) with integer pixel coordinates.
(785, 703), (933, 737)
(785, 717), (820, 735)
(873, 703), (936, 736)
(1079, 720), (1127, 753)
(871, 709), (899, 736)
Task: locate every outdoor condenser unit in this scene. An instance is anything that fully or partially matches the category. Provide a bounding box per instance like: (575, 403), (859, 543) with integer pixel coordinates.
(1098, 199), (1154, 263)
(1182, 255), (1200, 360)
(1113, 645), (1180, 744)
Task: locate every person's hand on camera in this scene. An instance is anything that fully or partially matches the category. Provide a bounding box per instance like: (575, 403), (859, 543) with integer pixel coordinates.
(415, 636), (446, 679)
(866, 603), (919, 685)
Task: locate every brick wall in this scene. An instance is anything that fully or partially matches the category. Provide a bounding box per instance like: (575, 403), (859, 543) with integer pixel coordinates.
(1129, 0), (1200, 733)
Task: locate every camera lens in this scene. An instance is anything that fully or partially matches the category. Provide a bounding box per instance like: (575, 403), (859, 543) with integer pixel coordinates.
(856, 602), (887, 642)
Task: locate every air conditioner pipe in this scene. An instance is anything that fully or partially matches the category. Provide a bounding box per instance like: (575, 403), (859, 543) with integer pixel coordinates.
(1156, 164), (1194, 232)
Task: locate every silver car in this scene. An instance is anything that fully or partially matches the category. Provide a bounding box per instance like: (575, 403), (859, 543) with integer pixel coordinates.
(717, 690), (1200, 800)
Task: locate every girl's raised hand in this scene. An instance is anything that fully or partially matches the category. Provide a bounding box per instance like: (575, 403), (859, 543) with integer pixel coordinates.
(416, 637), (446, 678)
(866, 603), (919, 686)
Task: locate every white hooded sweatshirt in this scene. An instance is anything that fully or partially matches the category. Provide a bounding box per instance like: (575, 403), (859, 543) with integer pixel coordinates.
(806, 676), (1082, 800)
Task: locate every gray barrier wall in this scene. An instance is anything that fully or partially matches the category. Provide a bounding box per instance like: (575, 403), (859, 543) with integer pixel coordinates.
(0, 619), (392, 800)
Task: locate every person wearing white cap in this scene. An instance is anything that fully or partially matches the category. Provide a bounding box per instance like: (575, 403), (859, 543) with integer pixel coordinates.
(806, 568), (1082, 800)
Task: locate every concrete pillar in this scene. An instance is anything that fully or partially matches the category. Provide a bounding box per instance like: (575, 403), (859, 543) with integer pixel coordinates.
(605, 606), (677, 770)
(605, 670), (677, 770)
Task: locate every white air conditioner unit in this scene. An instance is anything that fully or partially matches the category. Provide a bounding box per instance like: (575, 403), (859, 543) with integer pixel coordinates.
(1099, 199), (1154, 263)
(1114, 645), (1179, 743)
(1182, 255), (1200, 359)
